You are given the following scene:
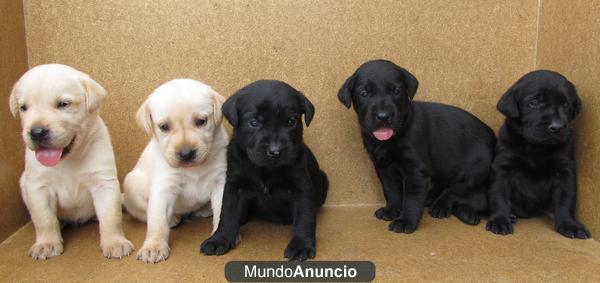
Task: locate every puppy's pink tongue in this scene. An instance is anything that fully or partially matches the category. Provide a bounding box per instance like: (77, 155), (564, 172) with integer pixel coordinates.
(35, 148), (63, 167)
(373, 128), (394, 141)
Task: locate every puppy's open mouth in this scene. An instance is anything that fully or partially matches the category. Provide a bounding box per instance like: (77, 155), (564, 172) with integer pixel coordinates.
(35, 137), (75, 167)
(372, 128), (394, 141)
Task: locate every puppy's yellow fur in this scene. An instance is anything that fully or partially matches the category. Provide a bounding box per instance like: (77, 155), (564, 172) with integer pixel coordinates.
(123, 79), (228, 263)
(9, 64), (133, 260)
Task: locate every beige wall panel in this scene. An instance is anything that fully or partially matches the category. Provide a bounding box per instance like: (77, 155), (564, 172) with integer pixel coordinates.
(0, 1), (29, 242)
(24, 0), (537, 205)
(537, 0), (600, 238)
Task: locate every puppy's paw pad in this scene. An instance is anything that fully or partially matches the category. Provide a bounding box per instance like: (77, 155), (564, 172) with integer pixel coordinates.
(374, 207), (400, 221)
(284, 238), (315, 261)
(557, 222), (591, 239)
(486, 219), (514, 235)
(388, 218), (418, 234)
(453, 205), (480, 225)
(137, 241), (170, 263)
(200, 237), (234, 256)
(101, 237), (134, 259)
(28, 241), (63, 260)
(429, 204), (451, 219)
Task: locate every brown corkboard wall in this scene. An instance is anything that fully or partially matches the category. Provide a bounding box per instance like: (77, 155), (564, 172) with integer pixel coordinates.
(22, 1), (538, 206)
(537, 0), (600, 238)
(0, 1), (29, 242)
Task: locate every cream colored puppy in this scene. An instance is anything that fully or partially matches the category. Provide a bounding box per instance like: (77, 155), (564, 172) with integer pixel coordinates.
(123, 79), (228, 263)
(9, 64), (133, 260)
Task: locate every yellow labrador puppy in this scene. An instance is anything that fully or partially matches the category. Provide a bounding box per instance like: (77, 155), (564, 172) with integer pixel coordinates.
(9, 64), (133, 260)
(123, 79), (228, 263)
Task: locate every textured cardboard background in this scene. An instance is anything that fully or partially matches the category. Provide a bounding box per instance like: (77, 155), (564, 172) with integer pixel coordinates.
(22, 0), (537, 206)
(0, 0), (29, 242)
(537, 0), (600, 238)
(2, 1), (600, 281)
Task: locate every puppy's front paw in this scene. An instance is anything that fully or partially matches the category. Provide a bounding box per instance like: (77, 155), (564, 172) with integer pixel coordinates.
(453, 205), (480, 225)
(556, 221), (591, 239)
(374, 206), (401, 221)
(28, 241), (63, 260)
(388, 218), (418, 234)
(429, 203), (451, 219)
(137, 241), (170, 263)
(194, 206), (213, 218)
(200, 235), (234, 256)
(486, 218), (514, 235)
(101, 237), (134, 259)
(284, 237), (315, 261)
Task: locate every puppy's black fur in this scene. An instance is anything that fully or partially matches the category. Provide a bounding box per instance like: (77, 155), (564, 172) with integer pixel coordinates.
(200, 80), (328, 261)
(486, 70), (590, 239)
(338, 60), (495, 233)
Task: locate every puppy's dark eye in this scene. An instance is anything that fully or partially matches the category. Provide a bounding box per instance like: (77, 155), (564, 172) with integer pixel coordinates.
(248, 118), (260, 128)
(158, 123), (170, 132)
(57, 101), (71, 109)
(360, 90), (369, 98)
(528, 99), (539, 108)
(287, 117), (297, 127)
(20, 105), (28, 112)
(394, 86), (402, 95)
(195, 118), (207, 127)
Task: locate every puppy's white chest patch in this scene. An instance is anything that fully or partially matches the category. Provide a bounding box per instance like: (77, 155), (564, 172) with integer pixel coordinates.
(172, 174), (213, 215)
(24, 167), (98, 223)
(53, 175), (96, 223)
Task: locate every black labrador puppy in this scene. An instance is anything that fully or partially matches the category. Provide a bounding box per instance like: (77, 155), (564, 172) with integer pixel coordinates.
(338, 60), (495, 233)
(200, 80), (329, 260)
(486, 70), (590, 239)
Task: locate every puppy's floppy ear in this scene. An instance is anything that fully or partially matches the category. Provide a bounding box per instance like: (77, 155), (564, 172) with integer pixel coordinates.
(297, 91), (315, 127)
(222, 92), (240, 127)
(8, 80), (21, 118)
(568, 81), (582, 119)
(497, 86), (520, 120)
(80, 74), (107, 113)
(400, 67), (419, 100)
(135, 99), (153, 135)
(572, 93), (582, 119)
(337, 73), (355, 108)
(211, 90), (226, 126)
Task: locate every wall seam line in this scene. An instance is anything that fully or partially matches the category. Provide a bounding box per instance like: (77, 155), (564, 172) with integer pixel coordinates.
(533, 0), (542, 69)
(22, 0), (31, 68)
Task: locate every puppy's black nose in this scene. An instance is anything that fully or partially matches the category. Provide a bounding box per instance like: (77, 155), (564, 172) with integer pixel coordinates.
(30, 127), (49, 142)
(548, 121), (566, 133)
(266, 144), (282, 158)
(375, 112), (392, 122)
(177, 148), (196, 162)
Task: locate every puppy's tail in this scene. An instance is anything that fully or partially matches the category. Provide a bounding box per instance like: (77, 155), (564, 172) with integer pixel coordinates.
(317, 170), (329, 207)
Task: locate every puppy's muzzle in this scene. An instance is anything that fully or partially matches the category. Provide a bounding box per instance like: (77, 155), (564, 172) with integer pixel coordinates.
(547, 121), (566, 133)
(265, 143), (283, 159)
(29, 126), (50, 144)
(375, 111), (393, 123)
(177, 148), (197, 163)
